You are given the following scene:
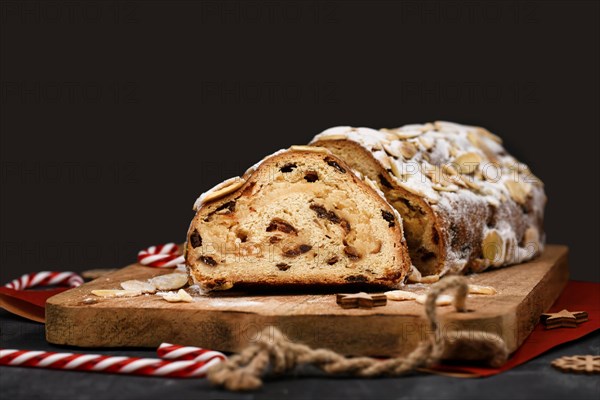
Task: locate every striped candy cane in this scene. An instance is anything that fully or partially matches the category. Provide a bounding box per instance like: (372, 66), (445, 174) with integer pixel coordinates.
(0, 346), (225, 378)
(137, 243), (185, 268)
(157, 343), (227, 363)
(4, 271), (83, 291)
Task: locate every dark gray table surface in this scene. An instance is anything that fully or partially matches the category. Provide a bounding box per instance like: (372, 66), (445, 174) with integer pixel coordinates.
(0, 309), (598, 400)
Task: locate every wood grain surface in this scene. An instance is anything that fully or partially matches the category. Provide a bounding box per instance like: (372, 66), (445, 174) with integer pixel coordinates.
(46, 245), (569, 357)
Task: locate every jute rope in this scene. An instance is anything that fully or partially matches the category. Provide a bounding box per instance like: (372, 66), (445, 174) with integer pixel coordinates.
(207, 276), (508, 391)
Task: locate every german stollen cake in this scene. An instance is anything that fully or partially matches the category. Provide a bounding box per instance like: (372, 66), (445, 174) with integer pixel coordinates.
(310, 121), (546, 278)
(185, 147), (411, 290)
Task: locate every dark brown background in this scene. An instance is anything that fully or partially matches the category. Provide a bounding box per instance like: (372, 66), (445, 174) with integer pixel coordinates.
(1, 1), (598, 283)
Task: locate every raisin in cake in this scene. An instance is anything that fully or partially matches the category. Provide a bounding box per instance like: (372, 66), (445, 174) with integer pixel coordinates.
(185, 147), (411, 290)
(310, 121), (546, 277)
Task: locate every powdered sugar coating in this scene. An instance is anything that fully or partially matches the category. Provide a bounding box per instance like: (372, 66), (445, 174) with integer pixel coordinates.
(312, 121), (546, 275)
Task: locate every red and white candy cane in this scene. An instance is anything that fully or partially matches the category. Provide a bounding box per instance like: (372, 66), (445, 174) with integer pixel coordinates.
(0, 345), (226, 378)
(137, 243), (184, 268)
(157, 343), (227, 363)
(3, 271), (83, 291)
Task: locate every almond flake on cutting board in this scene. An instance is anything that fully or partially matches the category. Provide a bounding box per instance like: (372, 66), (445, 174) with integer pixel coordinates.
(149, 273), (188, 291)
(406, 266), (439, 284)
(120, 280), (156, 293)
(161, 289), (194, 303)
(91, 290), (142, 298)
(468, 284), (497, 295)
(384, 290), (420, 301)
(415, 294), (454, 306)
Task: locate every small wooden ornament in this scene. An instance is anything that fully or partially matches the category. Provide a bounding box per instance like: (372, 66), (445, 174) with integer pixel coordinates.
(540, 309), (588, 329)
(336, 292), (387, 309)
(552, 355), (600, 374)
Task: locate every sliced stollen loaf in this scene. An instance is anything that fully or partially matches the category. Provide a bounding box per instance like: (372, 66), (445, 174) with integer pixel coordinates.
(310, 121), (546, 277)
(185, 147), (411, 290)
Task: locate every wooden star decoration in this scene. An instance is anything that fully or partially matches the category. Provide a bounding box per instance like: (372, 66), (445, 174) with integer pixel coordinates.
(552, 355), (600, 374)
(336, 292), (387, 309)
(540, 309), (588, 329)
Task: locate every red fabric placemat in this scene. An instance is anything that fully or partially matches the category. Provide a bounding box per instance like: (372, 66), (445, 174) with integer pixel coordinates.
(1, 280), (598, 376)
(0, 287), (68, 323)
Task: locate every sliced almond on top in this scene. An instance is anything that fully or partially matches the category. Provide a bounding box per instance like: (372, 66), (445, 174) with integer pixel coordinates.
(418, 136), (435, 150)
(389, 162), (438, 200)
(389, 159), (404, 181)
(456, 152), (483, 174)
(91, 289), (141, 298)
(384, 290), (419, 301)
(383, 143), (402, 158)
(466, 126), (503, 145)
(427, 165), (460, 188)
(434, 121), (462, 133)
(424, 165), (441, 184)
(523, 226), (540, 253)
(432, 184), (458, 192)
(448, 144), (459, 158)
(400, 142), (418, 159)
(475, 126), (502, 144)
(468, 284), (497, 295)
(150, 273), (188, 291)
(195, 177), (246, 210)
(524, 226), (539, 244)
(481, 162), (502, 182)
(121, 280), (156, 293)
(381, 128), (422, 140)
(314, 134), (348, 141)
(419, 123), (435, 132)
(289, 145), (331, 153)
(505, 180), (532, 204)
(468, 132), (500, 164)
(395, 130), (423, 139)
(467, 131), (480, 147)
(482, 230), (504, 264)
(442, 163), (460, 177)
(162, 289), (194, 303)
(433, 162), (480, 191)
(201, 180), (245, 205)
(394, 176), (427, 197)
(443, 164), (483, 192)
(373, 152), (393, 170)
(458, 175), (481, 191)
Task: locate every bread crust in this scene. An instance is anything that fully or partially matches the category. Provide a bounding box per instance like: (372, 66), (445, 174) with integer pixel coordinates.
(311, 122), (546, 276)
(186, 149), (411, 290)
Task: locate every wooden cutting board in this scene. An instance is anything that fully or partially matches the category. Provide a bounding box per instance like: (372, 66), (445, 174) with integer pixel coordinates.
(46, 245), (568, 357)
